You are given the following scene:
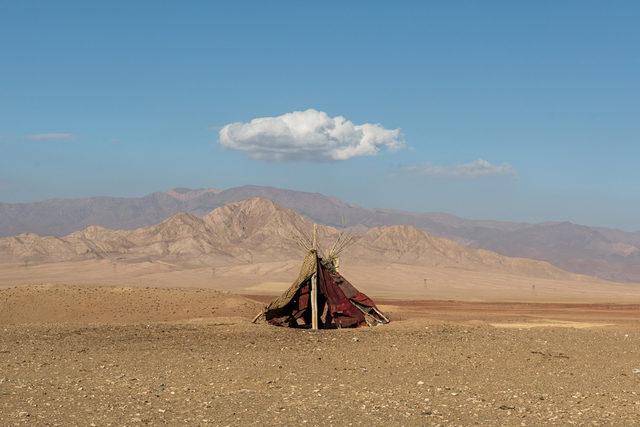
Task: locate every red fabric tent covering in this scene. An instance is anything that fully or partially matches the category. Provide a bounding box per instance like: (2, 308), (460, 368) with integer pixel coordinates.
(263, 253), (388, 328)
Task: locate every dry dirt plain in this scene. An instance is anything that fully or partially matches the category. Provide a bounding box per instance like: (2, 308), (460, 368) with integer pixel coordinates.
(2, 257), (640, 304)
(2, 285), (640, 426)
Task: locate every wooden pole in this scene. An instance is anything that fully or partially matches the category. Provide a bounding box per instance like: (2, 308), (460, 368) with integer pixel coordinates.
(311, 223), (319, 330)
(251, 311), (263, 324)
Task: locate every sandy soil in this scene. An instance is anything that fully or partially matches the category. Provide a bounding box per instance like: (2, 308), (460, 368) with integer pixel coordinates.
(2, 285), (640, 426)
(2, 258), (640, 303)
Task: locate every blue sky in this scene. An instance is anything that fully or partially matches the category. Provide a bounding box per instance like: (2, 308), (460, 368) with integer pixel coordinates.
(1, 1), (638, 230)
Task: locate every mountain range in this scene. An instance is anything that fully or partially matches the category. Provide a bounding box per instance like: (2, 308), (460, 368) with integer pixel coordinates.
(1, 185), (639, 282)
(0, 198), (574, 282)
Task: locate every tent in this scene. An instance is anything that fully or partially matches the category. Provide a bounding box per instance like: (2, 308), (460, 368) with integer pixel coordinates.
(254, 249), (389, 329)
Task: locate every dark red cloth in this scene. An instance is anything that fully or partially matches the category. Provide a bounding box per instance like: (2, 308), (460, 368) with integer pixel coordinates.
(266, 256), (385, 328)
(331, 272), (381, 311)
(318, 263), (365, 327)
(292, 282), (310, 320)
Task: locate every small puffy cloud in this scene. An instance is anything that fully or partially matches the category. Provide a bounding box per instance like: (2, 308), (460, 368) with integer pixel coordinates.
(401, 159), (516, 178)
(27, 132), (75, 141)
(219, 109), (403, 161)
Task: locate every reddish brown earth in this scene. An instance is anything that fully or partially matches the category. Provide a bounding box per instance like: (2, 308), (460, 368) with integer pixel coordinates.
(250, 294), (640, 325)
(2, 285), (640, 426)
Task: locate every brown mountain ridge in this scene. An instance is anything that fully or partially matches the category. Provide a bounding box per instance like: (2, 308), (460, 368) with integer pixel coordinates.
(1, 185), (639, 282)
(0, 198), (574, 281)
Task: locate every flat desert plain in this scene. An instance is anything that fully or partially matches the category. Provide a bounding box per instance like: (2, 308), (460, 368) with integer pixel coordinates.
(2, 284), (640, 426)
(2, 255), (640, 303)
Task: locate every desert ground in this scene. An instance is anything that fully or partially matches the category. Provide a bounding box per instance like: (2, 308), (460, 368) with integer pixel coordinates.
(2, 200), (640, 425)
(2, 256), (640, 304)
(2, 284), (640, 426)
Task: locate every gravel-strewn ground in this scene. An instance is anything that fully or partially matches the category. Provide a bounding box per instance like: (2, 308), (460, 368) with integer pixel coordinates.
(2, 317), (640, 426)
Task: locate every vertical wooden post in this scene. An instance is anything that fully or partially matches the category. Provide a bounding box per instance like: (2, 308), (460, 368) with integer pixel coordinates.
(311, 223), (319, 330)
(312, 223), (317, 251)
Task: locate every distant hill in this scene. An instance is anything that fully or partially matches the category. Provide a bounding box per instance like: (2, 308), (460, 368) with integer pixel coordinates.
(0, 198), (575, 281)
(1, 185), (639, 282)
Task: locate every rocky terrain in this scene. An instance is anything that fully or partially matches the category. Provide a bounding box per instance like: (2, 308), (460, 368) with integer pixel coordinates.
(1, 285), (640, 426)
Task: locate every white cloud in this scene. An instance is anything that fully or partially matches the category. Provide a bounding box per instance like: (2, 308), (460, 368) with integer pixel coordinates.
(218, 109), (403, 161)
(27, 132), (75, 141)
(401, 159), (516, 178)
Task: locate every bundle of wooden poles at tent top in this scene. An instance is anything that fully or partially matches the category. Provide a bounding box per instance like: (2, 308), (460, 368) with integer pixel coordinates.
(252, 224), (389, 329)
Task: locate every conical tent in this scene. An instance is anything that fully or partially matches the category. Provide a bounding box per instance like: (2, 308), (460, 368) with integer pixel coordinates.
(259, 250), (389, 328)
